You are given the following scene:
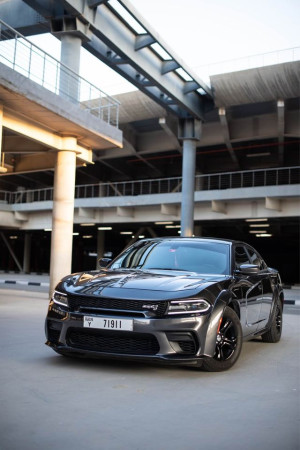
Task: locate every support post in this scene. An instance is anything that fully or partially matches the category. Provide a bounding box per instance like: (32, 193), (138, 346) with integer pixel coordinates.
(23, 232), (31, 273)
(0, 105), (7, 173)
(178, 119), (202, 237)
(0, 232), (22, 272)
(59, 34), (82, 102)
(49, 141), (77, 295)
(96, 230), (105, 269)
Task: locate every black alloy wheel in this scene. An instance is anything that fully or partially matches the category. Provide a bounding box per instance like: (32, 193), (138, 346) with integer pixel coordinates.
(201, 306), (243, 372)
(261, 298), (283, 343)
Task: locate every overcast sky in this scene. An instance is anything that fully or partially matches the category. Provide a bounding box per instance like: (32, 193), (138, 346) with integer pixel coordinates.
(30, 0), (299, 94)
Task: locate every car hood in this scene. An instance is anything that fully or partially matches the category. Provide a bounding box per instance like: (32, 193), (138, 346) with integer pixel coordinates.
(58, 269), (230, 300)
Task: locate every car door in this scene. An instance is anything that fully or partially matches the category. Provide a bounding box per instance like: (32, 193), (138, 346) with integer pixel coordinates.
(234, 245), (263, 335)
(246, 248), (274, 329)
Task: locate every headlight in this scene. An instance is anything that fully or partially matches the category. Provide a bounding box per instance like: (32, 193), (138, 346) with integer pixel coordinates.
(52, 290), (68, 307)
(167, 299), (211, 315)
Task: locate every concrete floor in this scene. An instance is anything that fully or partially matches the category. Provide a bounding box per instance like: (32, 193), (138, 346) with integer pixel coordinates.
(0, 289), (299, 450)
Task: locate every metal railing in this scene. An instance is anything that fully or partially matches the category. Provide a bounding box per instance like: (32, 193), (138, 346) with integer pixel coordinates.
(195, 47), (300, 84)
(0, 20), (120, 127)
(0, 167), (299, 205)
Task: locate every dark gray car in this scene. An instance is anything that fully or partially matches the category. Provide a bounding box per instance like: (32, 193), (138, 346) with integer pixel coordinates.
(45, 237), (284, 371)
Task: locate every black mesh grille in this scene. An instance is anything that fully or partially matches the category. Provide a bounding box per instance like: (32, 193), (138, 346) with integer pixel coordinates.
(177, 340), (197, 355)
(166, 332), (198, 355)
(67, 294), (167, 317)
(47, 327), (61, 344)
(66, 329), (160, 355)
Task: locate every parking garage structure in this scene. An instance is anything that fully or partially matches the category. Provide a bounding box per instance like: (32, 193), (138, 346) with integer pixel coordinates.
(0, 2), (299, 288)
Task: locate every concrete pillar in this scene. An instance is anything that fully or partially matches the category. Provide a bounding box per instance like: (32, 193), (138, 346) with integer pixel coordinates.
(96, 230), (105, 269)
(0, 105), (7, 173)
(181, 139), (196, 236)
(23, 232), (31, 273)
(49, 141), (77, 295)
(59, 34), (82, 102)
(179, 119), (202, 237)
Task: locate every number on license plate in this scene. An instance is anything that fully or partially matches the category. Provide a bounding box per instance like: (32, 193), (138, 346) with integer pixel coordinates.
(83, 316), (133, 331)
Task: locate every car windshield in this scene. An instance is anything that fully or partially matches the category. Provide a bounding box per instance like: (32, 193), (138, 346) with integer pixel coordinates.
(110, 240), (230, 275)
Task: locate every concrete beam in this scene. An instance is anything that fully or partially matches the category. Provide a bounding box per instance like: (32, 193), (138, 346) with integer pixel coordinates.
(211, 61), (300, 107)
(161, 203), (178, 216)
(3, 136), (47, 153)
(122, 138), (163, 177)
(0, 63), (122, 150)
(159, 117), (181, 152)
(265, 197), (281, 211)
(3, 110), (92, 161)
(78, 207), (95, 219)
(4, 195), (299, 230)
(14, 211), (29, 221)
(211, 200), (227, 214)
(218, 107), (239, 165)
(117, 206), (134, 217)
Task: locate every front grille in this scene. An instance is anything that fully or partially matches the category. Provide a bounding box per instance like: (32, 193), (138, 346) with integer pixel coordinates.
(67, 294), (168, 317)
(66, 328), (160, 355)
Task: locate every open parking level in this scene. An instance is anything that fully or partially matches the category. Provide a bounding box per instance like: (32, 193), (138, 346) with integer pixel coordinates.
(0, 289), (299, 450)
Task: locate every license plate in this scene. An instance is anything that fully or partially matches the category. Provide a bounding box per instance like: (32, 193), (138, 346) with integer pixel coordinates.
(83, 316), (133, 331)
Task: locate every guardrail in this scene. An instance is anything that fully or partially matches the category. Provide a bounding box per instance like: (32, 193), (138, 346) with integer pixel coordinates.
(0, 167), (299, 205)
(0, 19), (119, 127)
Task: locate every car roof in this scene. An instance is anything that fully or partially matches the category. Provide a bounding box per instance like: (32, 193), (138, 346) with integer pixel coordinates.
(138, 236), (242, 246)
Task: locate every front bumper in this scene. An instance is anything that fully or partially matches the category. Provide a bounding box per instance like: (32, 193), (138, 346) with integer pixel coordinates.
(45, 301), (211, 366)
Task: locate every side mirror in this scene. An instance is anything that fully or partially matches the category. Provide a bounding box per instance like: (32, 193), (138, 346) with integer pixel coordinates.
(99, 258), (112, 268)
(236, 264), (260, 275)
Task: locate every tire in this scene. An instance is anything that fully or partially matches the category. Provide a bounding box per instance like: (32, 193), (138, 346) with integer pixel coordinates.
(201, 307), (243, 372)
(261, 298), (282, 343)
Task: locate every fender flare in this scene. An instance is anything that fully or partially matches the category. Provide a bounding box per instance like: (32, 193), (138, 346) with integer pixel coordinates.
(264, 288), (282, 331)
(202, 290), (238, 357)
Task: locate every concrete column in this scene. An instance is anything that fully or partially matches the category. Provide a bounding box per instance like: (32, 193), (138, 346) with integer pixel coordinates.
(49, 142), (77, 295)
(179, 119), (202, 237)
(96, 230), (105, 269)
(23, 232), (31, 273)
(181, 139), (196, 236)
(59, 34), (82, 102)
(0, 105), (7, 173)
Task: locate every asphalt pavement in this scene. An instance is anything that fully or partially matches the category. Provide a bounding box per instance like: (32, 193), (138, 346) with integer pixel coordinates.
(0, 286), (299, 450)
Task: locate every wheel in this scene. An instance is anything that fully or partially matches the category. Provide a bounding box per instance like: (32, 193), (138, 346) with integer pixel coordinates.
(201, 307), (243, 372)
(261, 298), (282, 343)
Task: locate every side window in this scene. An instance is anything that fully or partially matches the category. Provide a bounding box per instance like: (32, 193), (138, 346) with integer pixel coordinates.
(234, 246), (250, 270)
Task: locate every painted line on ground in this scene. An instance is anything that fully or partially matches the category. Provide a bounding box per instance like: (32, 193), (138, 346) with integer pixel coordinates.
(0, 280), (49, 287)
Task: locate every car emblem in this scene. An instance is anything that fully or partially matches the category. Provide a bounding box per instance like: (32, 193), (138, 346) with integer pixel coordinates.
(143, 304), (159, 311)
